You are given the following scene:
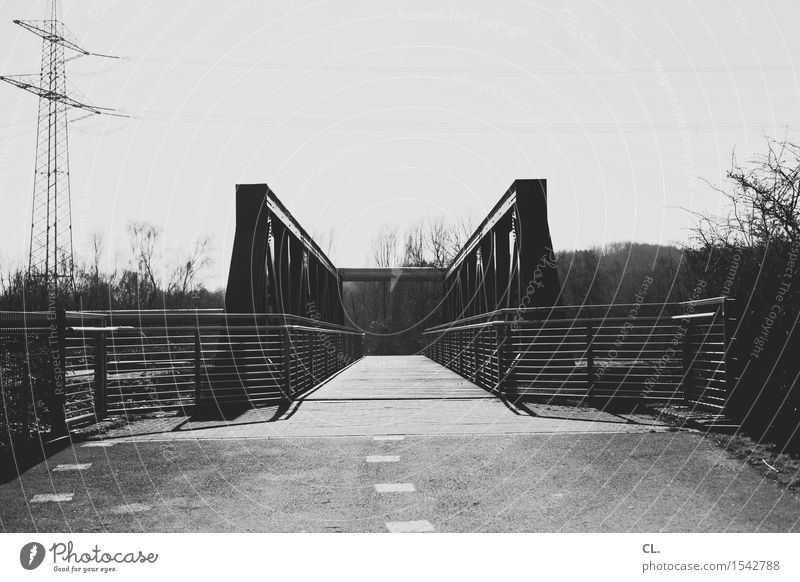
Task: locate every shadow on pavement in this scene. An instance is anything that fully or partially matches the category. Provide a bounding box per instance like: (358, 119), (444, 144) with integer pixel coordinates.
(0, 435), (70, 484)
(93, 399), (304, 441)
(499, 394), (645, 425)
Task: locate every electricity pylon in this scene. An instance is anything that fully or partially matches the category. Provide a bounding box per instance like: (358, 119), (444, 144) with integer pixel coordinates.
(0, 0), (124, 307)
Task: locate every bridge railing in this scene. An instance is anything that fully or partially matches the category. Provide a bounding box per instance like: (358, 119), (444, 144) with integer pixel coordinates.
(423, 298), (737, 411)
(1, 310), (364, 448)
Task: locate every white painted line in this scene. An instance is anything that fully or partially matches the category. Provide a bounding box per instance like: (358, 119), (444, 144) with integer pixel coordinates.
(375, 483), (415, 493)
(366, 455), (400, 463)
(110, 503), (151, 514)
(82, 442), (114, 448)
(373, 435), (405, 441)
(30, 493), (73, 503)
(53, 463), (92, 472)
(386, 520), (435, 533)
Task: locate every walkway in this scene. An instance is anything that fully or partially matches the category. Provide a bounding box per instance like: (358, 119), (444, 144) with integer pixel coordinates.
(96, 356), (670, 441)
(2, 356), (799, 533)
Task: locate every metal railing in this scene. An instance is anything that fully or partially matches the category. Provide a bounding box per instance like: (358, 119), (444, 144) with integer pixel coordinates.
(423, 298), (736, 411)
(1, 309), (364, 447)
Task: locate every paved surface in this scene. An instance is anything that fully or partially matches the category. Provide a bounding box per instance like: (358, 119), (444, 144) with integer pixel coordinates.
(1, 356), (799, 532)
(93, 356), (671, 441)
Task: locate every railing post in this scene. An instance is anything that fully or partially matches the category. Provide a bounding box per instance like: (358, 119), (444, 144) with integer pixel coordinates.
(456, 330), (462, 374)
(461, 330), (466, 376)
(586, 320), (595, 398)
(21, 356), (31, 441)
(50, 308), (67, 436)
(681, 319), (694, 399)
(721, 298), (740, 414)
(496, 322), (511, 393)
(348, 334), (353, 366)
(446, 331), (451, 368)
(452, 331), (457, 372)
(94, 331), (107, 419)
(193, 327), (202, 406)
(473, 329), (479, 384)
(282, 327), (293, 399)
(310, 330), (316, 386)
(456, 330), (460, 367)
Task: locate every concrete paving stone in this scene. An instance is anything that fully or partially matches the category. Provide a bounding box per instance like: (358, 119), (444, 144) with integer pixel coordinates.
(375, 483), (416, 493)
(52, 463), (92, 471)
(386, 520), (436, 533)
(30, 493), (74, 503)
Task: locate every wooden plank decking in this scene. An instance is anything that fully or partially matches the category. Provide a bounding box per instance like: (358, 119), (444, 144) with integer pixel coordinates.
(96, 356), (672, 441)
(301, 355), (493, 400)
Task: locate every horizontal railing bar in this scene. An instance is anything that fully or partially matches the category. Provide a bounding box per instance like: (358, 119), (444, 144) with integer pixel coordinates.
(88, 324), (364, 335)
(65, 413), (100, 425)
(425, 317), (694, 334)
(671, 312), (716, 320)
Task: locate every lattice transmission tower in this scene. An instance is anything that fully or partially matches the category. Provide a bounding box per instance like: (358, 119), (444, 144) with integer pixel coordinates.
(0, 0), (124, 306)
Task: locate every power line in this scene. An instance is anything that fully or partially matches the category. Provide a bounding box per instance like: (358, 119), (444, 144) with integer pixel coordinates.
(135, 111), (798, 134)
(130, 57), (800, 76)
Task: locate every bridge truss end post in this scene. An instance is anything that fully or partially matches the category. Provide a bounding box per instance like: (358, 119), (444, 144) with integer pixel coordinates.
(93, 331), (107, 420)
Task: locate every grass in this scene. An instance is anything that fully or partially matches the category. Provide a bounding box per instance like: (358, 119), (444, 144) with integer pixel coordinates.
(709, 432), (800, 491)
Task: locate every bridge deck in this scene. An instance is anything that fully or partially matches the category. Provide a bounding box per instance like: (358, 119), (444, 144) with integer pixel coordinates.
(302, 355), (493, 400)
(98, 356), (668, 441)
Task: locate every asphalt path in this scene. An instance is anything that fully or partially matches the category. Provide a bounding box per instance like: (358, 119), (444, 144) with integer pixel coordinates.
(1, 357), (798, 532)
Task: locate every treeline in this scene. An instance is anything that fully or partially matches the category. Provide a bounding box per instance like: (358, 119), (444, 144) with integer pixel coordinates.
(557, 242), (689, 305)
(0, 222), (223, 311)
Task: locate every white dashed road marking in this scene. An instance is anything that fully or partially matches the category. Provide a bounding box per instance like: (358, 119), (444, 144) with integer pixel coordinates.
(386, 520), (435, 533)
(373, 435), (405, 441)
(82, 442), (114, 448)
(366, 456), (400, 463)
(53, 463), (92, 471)
(110, 503), (152, 514)
(375, 483), (416, 493)
(30, 493), (74, 503)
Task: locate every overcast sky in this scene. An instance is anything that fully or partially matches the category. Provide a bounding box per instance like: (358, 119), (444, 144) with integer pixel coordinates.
(1, 0), (799, 288)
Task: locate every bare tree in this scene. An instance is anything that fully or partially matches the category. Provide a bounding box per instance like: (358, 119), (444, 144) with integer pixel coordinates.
(168, 236), (212, 296)
(372, 224), (399, 267)
(394, 213), (475, 268)
(423, 216), (451, 268)
(89, 232), (104, 282)
(311, 226), (337, 262)
(0, 254), (23, 299)
(697, 139), (800, 248)
(402, 224), (427, 266)
(127, 221), (161, 295)
(448, 210), (476, 260)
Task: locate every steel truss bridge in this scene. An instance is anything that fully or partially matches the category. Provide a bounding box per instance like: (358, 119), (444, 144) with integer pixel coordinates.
(1, 180), (741, 445)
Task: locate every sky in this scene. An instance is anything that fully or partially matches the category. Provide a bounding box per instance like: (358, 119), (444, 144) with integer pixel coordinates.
(1, 0), (799, 288)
